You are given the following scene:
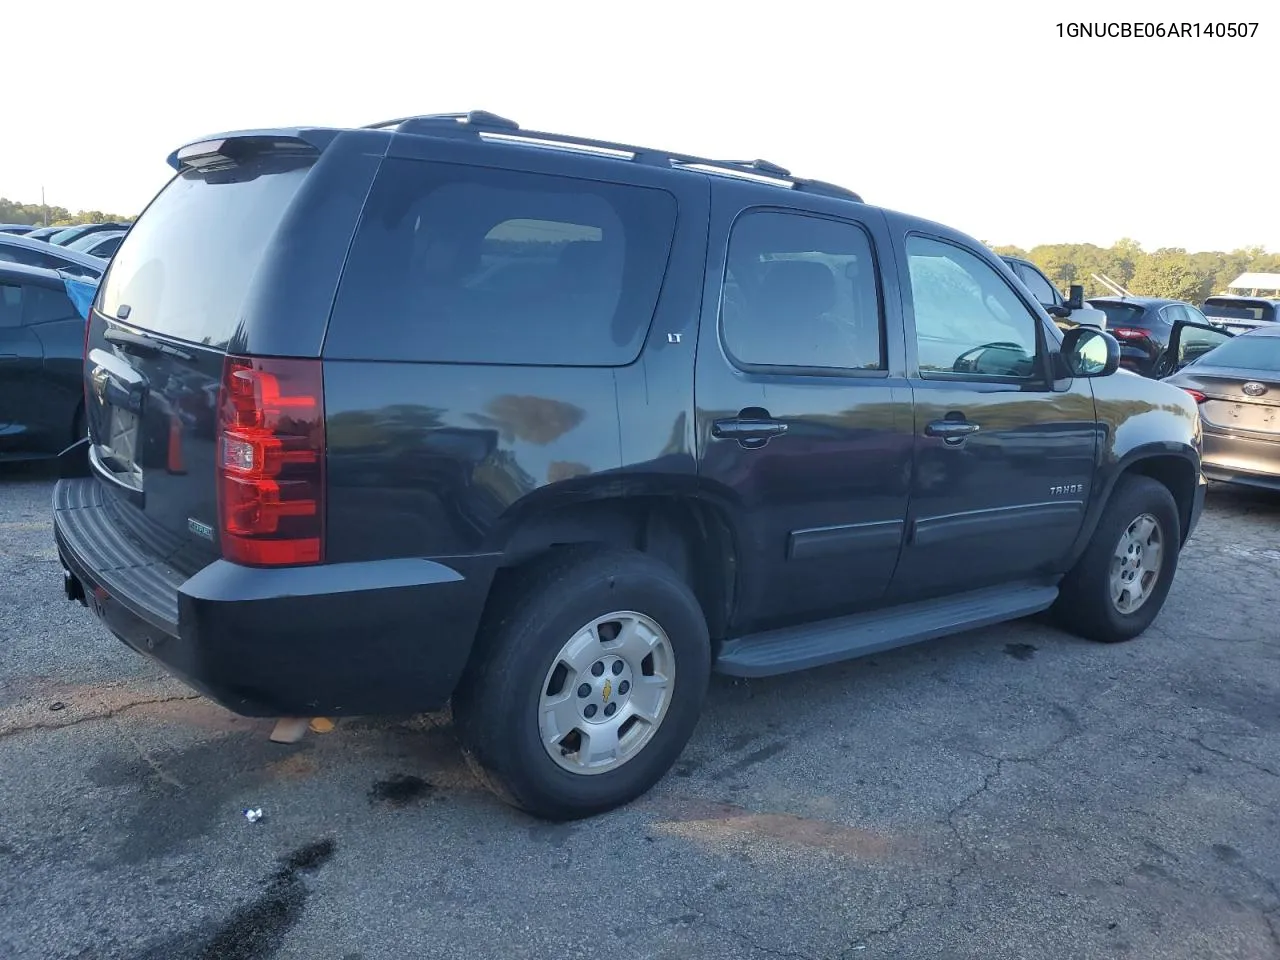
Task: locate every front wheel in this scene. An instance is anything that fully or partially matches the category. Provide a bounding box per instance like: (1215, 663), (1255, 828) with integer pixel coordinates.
(1054, 475), (1181, 643)
(452, 547), (711, 820)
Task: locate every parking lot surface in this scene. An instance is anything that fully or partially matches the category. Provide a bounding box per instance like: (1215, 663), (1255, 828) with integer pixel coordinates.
(2, 464), (1278, 960)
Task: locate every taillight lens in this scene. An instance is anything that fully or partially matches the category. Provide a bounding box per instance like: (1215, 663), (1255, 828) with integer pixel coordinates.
(217, 356), (325, 566)
(1111, 327), (1151, 341)
(1181, 388), (1207, 404)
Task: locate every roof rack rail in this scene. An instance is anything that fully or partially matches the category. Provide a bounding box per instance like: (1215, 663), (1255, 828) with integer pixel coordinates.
(368, 111), (862, 202)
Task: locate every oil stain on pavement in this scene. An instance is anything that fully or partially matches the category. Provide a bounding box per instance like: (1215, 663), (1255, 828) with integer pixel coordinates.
(130, 838), (336, 960)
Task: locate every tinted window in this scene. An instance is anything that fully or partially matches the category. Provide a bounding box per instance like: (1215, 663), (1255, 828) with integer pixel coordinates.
(100, 156), (313, 347)
(720, 211), (883, 371)
(326, 159), (677, 366)
(91, 235), (123, 257)
(22, 284), (78, 324)
(1093, 302), (1148, 330)
(0, 284), (21, 327)
(1015, 262), (1059, 306)
(0, 245), (57, 270)
(1194, 333), (1280, 371)
(1203, 298), (1278, 323)
(906, 236), (1040, 379)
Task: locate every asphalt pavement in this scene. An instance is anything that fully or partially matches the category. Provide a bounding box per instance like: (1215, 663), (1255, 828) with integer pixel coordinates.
(2, 462), (1278, 960)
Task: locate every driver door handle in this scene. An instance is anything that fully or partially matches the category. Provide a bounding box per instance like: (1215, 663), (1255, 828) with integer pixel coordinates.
(713, 415), (788, 449)
(926, 418), (980, 444)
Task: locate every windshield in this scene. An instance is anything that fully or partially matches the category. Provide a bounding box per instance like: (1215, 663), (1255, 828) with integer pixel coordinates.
(48, 226), (88, 245)
(1194, 333), (1280, 371)
(1093, 302), (1147, 329)
(1202, 299), (1277, 323)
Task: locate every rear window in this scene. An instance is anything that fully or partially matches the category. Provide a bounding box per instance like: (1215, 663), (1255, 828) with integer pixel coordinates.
(1194, 333), (1280, 371)
(98, 155), (313, 348)
(325, 158), (678, 365)
(1203, 298), (1277, 323)
(1094, 302), (1148, 329)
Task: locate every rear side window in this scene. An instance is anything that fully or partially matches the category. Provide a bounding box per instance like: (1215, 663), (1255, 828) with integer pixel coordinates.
(99, 155), (313, 348)
(22, 284), (78, 324)
(719, 210), (884, 371)
(0, 284), (21, 327)
(325, 159), (677, 365)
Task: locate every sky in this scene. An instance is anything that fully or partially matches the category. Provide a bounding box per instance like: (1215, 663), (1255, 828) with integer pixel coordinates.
(2, 0), (1275, 253)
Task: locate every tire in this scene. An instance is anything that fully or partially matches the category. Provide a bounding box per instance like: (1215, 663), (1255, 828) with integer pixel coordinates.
(1054, 475), (1180, 643)
(452, 546), (711, 820)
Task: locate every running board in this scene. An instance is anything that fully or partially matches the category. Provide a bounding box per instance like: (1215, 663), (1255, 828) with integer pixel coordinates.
(714, 582), (1059, 678)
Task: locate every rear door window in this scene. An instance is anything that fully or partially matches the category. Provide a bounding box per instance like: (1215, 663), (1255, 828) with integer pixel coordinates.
(0, 284), (21, 327)
(719, 210), (884, 371)
(325, 159), (678, 366)
(22, 284), (78, 324)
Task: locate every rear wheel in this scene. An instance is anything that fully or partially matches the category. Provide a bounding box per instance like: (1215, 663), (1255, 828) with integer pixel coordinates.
(1054, 475), (1180, 643)
(452, 547), (710, 820)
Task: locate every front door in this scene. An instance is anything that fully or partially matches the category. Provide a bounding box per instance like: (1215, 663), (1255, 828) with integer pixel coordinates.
(696, 191), (914, 633)
(890, 232), (1097, 600)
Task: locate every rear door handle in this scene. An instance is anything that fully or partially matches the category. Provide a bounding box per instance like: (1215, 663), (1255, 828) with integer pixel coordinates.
(713, 416), (788, 449)
(926, 419), (980, 444)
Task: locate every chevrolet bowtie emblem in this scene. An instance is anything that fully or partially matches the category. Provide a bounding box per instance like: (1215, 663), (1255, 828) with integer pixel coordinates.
(601, 679), (612, 704)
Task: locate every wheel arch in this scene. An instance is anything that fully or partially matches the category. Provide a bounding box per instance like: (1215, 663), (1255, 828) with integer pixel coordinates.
(483, 480), (747, 644)
(1072, 444), (1200, 566)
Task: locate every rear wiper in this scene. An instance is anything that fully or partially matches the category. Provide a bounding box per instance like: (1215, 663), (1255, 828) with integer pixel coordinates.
(104, 327), (195, 362)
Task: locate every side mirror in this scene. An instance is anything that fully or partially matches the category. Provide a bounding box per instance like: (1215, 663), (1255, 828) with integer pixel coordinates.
(1046, 304), (1071, 319)
(1065, 284), (1085, 311)
(1061, 326), (1119, 378)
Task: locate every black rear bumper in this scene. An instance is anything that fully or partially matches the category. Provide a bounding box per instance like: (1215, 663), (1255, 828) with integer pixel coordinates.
(53, 478), (497, 717)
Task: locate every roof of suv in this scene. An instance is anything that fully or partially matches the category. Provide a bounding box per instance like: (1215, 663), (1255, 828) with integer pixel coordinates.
(169, 109), (865, 205)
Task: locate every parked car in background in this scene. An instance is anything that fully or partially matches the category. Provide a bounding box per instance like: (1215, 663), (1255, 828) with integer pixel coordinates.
(64, 229), (126, 259)
(1087, 296), (1212, 376)
(0, 262), (91, 460)
(1161, 321), (1280, 491)
(999, 254), (1109, 331)
(21, 226), (65, 242)
(1200, 295), (1280, 334)
(45, 221), (131, 247)
(0, 233), (106, 278)
(0, 224), (38, 236)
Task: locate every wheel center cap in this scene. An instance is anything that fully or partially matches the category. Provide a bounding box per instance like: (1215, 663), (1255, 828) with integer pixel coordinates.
(579, 656), (633, 723)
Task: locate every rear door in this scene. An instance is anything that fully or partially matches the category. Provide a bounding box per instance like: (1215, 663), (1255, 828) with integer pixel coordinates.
(695, 186), (913, 632)
(82, 137), (345, 574)
(890, 228), (1097, 600)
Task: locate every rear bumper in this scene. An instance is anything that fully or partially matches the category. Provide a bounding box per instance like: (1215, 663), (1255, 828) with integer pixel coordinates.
(1201, 430), (1280, 492)
(53, 477), (497, 717)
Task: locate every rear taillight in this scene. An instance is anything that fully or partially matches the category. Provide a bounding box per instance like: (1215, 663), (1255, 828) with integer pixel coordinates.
(217, 356), (325, 566)
(1181, 388), (1207, 404)
(1111, 327), (1151, 341)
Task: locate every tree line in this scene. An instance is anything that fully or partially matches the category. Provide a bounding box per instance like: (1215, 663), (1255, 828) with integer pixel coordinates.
(1, 197), (134, 228)
(987, 239), (1280, 305)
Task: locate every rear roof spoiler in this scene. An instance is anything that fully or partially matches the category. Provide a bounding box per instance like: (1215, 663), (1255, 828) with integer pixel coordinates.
(166, 128), (341, 171)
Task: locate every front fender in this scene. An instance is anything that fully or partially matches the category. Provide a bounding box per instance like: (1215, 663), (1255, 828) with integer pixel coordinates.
(1066, 373), (1203, 563)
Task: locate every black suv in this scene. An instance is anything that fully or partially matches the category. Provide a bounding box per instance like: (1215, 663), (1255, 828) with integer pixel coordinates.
(53, 112), (1207, 820)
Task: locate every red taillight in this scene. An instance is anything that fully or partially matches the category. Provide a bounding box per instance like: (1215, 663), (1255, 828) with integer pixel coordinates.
(216, 356), (325, 567)
(1111, 327), (1151, 341)
(1181, 388), (1207, 404)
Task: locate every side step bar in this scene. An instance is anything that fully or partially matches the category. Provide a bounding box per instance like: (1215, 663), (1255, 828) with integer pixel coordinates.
(714, 582), (1060, 678)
